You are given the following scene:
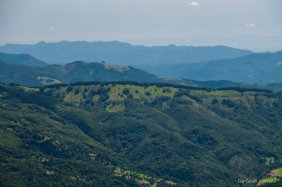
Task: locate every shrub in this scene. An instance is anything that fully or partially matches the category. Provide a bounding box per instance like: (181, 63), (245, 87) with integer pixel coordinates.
(221, 99), (236, 108)
(123, 88), (130, 95)
(66, 86), (73, 93)
(74, 89), (80, 95)
(212, 99), (219, 105)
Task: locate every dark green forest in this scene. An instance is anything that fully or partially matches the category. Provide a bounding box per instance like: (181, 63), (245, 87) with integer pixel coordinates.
(1, 82), (282, 186)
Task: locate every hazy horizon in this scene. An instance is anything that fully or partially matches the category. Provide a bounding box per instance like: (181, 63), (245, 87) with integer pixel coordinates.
(0, 39), (258, 51)
(1, 0), (282, 52)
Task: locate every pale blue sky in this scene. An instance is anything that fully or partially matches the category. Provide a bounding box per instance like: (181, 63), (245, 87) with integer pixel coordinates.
(0, 0), (281, 51)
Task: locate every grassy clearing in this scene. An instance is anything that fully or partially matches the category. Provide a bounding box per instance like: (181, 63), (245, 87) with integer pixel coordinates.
(105, 104), (125, 112)
(264, 157), (275, 166)
(272, 168), (282, 177)
(190, 90), (240, 96)
(113, 167), (176, 186)
(108, 84), (178, 102)
(105, 84), (178, 112)
(257, 177), (279, 186)
(19, 86), (40, 92)
(37, 76), (61, 85)
(257, 167), (282, 186)
(0, 131), (21, 148)
(64, 92), (84, 103)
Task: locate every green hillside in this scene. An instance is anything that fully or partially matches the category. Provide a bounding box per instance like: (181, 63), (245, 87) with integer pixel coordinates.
(0, 61), (160, 87)
(0, 52), (47, 67)
(1, 82), (282, 186)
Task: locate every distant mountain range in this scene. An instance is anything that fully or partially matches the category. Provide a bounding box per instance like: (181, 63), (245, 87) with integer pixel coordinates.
(144, 51), (282, 84)
(0, 52), (47, 67)
(1, 52), (282, 91)
(2, 40), (282, 85)
(0, 41), (252, 65)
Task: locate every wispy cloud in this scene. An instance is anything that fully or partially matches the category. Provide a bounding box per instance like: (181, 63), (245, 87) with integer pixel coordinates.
(189, 1), (200, 7)
(245, 23), (256, 28)
(49, 26), (56, 31)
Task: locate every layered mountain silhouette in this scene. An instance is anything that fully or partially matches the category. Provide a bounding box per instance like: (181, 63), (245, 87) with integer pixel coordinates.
(0, 52), (47, 67)
(2, 41), (282, 85)
(0, 59), (160, 86)
(144, 51), (282, 84)
(0, 41), (252, 65)
(1, 52), (282, 91)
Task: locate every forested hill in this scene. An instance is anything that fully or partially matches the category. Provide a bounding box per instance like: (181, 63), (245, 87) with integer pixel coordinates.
(0, 52), (47, 67)
(1, 82), (282, 186)
(0, 60), (161, 87)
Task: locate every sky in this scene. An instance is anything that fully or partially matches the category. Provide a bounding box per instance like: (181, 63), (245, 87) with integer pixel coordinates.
(0, 0), (281, 52)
